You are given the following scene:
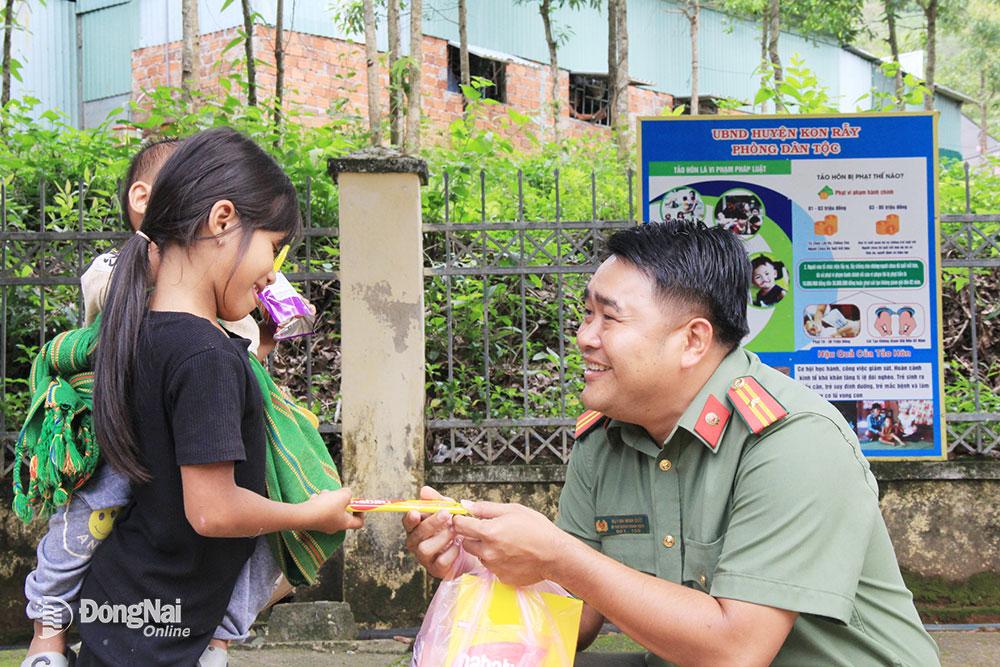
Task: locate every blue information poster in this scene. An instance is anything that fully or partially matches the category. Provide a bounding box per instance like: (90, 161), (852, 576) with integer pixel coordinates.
(638, 113), (945, 460)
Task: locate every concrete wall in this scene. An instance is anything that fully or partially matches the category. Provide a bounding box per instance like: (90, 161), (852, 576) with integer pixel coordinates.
(873, 462), (1000, 581)
(0, 487), (47, 644)
(432, 461), (1000, 583)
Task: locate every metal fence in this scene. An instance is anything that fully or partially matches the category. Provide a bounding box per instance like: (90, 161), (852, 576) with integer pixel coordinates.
(422, 171), (633, 465)
(0, 177), (342, 481)
(2, 170), (999, 483)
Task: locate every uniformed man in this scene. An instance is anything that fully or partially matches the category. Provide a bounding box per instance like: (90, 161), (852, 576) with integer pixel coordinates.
(404, 221), (939, 666)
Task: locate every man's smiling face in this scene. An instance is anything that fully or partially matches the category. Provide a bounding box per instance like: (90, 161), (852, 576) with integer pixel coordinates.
(577, 257), (688, 426)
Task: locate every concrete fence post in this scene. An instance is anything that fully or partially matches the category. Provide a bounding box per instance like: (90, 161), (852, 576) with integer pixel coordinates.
(328, 148), (430, 625)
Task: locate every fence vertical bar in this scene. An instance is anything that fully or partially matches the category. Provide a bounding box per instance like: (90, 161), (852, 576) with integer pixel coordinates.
(77, 179), (85, 327)
(444, 172), (457, 457)
(480, 170), (491, 460)
(116, 178), (124, 230)
(304, 176), (314, 412)
(518, 170), (529, 459)
(964, 162), (971, 215)
(628, 168), (634, 224)
(555, 170), (566, 453)
(39, 179), (47, 348)
(1, 183), (7, 470)
(964, 177), (983, 453)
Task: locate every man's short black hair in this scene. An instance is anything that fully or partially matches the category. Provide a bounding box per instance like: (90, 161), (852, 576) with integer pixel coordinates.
(872, 403), (883, 411)
(604, 221), (751, 349)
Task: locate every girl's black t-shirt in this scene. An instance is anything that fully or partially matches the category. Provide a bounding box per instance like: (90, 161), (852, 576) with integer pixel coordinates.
(79, 311), (265, 665)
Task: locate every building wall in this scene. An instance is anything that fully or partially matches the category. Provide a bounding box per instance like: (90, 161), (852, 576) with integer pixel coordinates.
(10, 0), (79, 126)
(130, 28), (674, 151)
(421, 0), (842, 106)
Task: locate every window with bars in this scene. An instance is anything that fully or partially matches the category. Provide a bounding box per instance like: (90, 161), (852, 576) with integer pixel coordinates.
(569, 74), (610, 126)
(447, 45), (507, 103)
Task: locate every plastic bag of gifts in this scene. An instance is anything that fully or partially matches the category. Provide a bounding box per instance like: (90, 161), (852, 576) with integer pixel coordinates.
(411, 548), (582, 667)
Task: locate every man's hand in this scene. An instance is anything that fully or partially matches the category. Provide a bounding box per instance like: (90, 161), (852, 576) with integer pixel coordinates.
(451, 501), (571, 587)
(403, 486), (474, 579)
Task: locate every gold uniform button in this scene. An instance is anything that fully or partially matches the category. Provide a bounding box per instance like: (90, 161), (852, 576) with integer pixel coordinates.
(700, 575), (707, 586)
(704, 412), (719, 426)
(731, 378), (745, 390)
(659, 459), (672, 471)
(662, 535), (675, 548)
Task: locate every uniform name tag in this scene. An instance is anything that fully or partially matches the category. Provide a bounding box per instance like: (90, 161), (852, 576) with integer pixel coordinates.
(595, 514), (650, 536)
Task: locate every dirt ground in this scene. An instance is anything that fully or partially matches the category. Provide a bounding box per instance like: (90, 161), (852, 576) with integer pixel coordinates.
(223, 629), (1000, 666)
(3, 629), (996, 666)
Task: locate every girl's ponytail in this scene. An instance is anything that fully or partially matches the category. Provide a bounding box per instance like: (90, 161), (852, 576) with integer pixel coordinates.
(93, 233), (155, 483)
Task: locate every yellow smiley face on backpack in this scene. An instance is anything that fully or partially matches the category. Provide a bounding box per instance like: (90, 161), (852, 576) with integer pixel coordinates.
(88, 507), (122, 540)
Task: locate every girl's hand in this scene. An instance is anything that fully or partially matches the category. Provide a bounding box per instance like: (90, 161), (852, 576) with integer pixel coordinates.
(303, 487), (365, 533)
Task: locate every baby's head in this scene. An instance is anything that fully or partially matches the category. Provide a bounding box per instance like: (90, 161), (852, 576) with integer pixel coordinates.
(120, 138), (179, 230)
(751, 255), (779, 291)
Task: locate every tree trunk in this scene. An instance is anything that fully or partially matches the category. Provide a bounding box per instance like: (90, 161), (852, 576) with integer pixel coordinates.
(181, 0), (201, 108)
(404, 0), (422, 153)
(1, 0), (15, 109)
(613, 0), (629, 159)
(922, 0), (937, 111)
(759, 14), (769, 113)
(979, 72), (990, 156)
(388, 0), (403, 146)
(607, 0), (618, 129)
(458, 0), (470, 88)
(767, 0), (783, 112)
(539, 0), (561, 144)
(273, 0), (284, 132)
(363, 0), (382, 145)
(681, 0), (700, 116)
(458, 0), (470, 118)
(240, 0), (256, 106)
(885, 0), (903, 109)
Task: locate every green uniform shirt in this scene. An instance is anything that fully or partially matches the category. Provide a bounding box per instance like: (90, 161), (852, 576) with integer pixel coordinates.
(556, 348), (939, 667)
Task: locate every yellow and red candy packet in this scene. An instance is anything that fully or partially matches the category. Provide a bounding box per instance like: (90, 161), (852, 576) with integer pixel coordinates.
(348, 498), (469, 514)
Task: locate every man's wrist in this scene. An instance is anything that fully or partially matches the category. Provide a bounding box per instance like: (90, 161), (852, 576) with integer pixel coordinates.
(542, 526), (586, 584)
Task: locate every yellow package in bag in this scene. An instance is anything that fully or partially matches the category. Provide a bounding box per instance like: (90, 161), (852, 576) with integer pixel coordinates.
(441, 573), (583, 666)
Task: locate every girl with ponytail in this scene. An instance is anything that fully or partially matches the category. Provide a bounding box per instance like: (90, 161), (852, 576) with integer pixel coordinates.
(78, 127), (363, 665)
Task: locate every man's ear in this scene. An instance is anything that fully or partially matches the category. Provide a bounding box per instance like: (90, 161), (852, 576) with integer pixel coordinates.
(679, 317), (715, 370)
(127, 180), (152, 230)
(206, 200), (239, 240)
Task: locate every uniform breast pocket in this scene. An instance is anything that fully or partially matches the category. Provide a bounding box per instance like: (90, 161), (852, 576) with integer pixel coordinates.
(682, 535), (724, 593)
(601, 535), (657, 576)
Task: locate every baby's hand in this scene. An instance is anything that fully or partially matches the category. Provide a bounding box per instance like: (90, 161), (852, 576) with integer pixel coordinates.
(256, 319), (276, 360)
(304, 487), (365, 533)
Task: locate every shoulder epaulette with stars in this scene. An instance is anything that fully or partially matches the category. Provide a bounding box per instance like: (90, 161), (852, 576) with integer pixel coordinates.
(727, 376), (788, 434)
(575, 410), (609, 440)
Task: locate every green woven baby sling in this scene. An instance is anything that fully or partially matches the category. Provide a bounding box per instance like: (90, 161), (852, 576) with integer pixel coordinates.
(11, 319), (345, 586)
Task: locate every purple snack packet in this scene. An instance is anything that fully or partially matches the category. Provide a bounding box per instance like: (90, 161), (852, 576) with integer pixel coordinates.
(258, 272), (316, 340)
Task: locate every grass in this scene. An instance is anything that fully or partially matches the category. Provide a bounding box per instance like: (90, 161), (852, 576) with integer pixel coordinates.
(0, 649), (24, 667)
(589, 632), (646, 652)
(904, 571), (1000, 624)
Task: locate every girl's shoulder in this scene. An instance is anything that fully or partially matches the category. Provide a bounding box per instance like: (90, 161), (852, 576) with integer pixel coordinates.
(144, 312), (250, 368)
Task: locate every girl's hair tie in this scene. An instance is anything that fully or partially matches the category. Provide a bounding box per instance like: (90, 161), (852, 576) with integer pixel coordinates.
(135, 230), (151, 243)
